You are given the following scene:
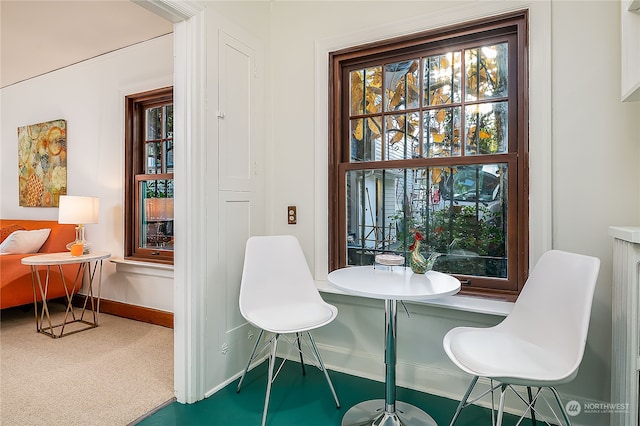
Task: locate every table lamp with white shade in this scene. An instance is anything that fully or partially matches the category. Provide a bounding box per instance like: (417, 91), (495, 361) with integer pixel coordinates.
(58, 195), (99, 254)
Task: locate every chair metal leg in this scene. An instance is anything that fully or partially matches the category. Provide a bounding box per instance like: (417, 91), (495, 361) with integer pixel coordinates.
(490, 379), (497, 426)
(262, 333), (279, 426)
(237, 329), (264, 393)
(450, 379), (569, 426)
(527, 386), (538, 426)
(238, 329), (340, 424)
(496, 384), (508, 426)
(307, 331), (340, 408)
(296, 332), (306, 376)
(450, 375), (479, 426)
(549, 386), (572, 426)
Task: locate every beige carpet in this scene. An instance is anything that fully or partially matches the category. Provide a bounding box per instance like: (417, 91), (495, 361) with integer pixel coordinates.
(0, 302), (174, 426)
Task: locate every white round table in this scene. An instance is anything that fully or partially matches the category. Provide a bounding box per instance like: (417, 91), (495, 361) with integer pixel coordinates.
(328, 266), (461, 426)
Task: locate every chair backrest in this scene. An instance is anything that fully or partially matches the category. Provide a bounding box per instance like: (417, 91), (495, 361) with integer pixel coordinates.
(239, 235), (326, 318)
(500, 250), (600, 377)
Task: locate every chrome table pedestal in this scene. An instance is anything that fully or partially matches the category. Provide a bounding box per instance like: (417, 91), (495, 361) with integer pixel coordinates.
(342, 400), (435, 426)
(341, 299), (436, 426)
(327, 266), (461, 426)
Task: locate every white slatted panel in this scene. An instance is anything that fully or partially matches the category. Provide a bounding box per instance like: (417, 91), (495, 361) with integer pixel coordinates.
(610, 227), (640, 426)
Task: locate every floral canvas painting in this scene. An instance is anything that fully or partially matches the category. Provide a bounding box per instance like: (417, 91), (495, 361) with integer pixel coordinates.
(18, 119), (67, 207)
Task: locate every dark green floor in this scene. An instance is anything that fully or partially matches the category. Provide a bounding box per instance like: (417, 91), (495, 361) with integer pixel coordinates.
(136, 359), (522, 426)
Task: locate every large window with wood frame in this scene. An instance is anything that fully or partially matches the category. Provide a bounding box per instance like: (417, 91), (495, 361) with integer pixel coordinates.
(125, 87), (174, 264)
(328, 13), (528, 299)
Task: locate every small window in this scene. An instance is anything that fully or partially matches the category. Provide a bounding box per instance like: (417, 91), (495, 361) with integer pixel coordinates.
(125, 87), (174, 264)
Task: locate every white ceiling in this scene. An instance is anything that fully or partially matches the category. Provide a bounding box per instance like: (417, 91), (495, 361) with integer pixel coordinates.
(0, 0), (174, 88)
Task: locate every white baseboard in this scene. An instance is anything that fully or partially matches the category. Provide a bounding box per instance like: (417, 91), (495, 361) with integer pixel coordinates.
(204, 355), (269, 399)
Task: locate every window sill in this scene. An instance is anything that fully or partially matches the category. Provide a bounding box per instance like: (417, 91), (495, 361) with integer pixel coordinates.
(316, 279), (513, 317)
(110, 257), (174, 278)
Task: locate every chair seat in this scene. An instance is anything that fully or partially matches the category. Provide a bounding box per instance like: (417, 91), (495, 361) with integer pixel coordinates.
(443, 250), (600, 426)
(245, 302), (337, 334)
(445, 327), (576, 386)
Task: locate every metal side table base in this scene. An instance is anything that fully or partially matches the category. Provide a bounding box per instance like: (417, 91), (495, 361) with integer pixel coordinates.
(342, 400), (437, 426)
(22, 251), (111, 338)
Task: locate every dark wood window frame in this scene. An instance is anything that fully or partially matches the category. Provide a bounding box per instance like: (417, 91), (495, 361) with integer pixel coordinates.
(328, 12), (529, 301)
(125, 87), (174, 264)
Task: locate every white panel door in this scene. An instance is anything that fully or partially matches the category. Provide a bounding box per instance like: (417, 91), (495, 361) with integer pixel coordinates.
(215, 28), (265, 382)
(218, 31), (255, 192)
(218, 192), (261, 368)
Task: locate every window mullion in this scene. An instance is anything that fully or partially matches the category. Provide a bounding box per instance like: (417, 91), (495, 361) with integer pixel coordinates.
(460, 48), (467, 157)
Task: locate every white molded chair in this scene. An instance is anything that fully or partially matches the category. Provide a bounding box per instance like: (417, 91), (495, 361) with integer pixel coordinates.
(443, 250), (600, 426)
(236, 235), (340, 426)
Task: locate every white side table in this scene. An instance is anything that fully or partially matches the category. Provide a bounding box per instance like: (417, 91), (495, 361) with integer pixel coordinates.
(22, 251), (111, 338)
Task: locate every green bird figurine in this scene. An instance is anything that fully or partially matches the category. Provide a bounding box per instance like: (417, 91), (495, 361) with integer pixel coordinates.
(409, 231), (440, 274)
(409, 232), (428, 274)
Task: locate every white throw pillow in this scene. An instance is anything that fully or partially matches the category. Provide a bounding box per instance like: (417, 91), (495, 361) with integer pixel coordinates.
(0, 229), (51, 254)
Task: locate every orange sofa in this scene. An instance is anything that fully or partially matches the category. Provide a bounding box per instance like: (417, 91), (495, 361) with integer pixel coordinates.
(0, 219), (77, 310)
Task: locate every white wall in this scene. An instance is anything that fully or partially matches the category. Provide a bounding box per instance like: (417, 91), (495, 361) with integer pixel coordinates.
(260, 1), (639, 425)
(550, 0), (640, 405)
(0, 35), (175, 312)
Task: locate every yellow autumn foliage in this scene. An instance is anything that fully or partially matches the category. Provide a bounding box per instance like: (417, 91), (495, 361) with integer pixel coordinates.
(353, 120), (363, 140)
(479, 130), (491, 139)
(431, 168), (443, 183)
(391, 132), (403, 144)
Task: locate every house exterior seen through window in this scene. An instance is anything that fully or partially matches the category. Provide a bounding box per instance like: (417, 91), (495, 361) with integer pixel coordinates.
(125, 87), (174, 264)
(329, 12), (529, 300)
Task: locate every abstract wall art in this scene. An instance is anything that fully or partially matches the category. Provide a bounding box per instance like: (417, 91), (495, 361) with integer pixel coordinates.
(18, 119), (67, 207)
